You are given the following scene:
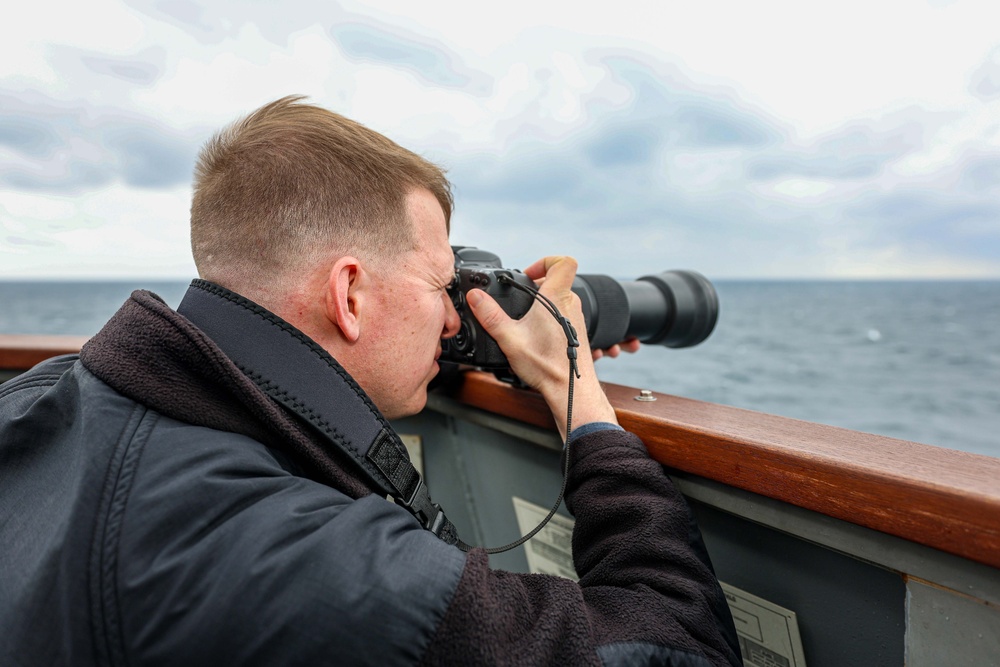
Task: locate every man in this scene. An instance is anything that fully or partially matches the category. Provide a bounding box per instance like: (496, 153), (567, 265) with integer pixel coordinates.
(0, 97), (740, 666)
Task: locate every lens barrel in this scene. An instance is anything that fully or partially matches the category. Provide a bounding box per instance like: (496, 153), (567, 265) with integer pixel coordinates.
(572, 270), (719, 350)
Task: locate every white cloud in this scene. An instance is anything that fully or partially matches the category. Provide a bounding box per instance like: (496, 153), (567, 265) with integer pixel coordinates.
(1, 185), (195, 278)
(770, 178), (836, 199)
(137, 24), (345, 126)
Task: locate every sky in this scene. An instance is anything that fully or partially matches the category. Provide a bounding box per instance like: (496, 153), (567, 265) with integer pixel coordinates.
(2, 0), (1000, 280)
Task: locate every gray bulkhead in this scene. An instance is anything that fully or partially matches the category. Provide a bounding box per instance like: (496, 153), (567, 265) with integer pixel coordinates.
(394, 395), (1000, 667)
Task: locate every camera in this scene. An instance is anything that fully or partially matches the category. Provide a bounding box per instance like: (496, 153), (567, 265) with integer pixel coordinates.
(441, 246), (719, 370)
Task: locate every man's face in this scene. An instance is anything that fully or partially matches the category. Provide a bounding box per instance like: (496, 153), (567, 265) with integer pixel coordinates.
(360, 188), (460, 419)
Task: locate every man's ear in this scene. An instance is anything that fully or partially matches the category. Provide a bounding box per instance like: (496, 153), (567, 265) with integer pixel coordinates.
(325, 256), (364, 342)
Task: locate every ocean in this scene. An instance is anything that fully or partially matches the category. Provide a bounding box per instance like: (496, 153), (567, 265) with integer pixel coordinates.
(1, 279), (998, 458)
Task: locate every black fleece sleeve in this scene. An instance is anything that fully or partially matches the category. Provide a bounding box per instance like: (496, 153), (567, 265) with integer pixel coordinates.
(418, 429), (742, 667)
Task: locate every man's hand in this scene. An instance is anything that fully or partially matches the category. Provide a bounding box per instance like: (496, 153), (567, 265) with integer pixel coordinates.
(465, 256), (618, 440)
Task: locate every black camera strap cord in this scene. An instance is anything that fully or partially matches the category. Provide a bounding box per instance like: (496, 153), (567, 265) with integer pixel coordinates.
(457, 276), (581, 555)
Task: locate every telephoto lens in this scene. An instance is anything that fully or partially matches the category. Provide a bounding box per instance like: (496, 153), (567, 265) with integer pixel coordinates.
(440, 247), (720, 373)
(572, 271), (719, 350)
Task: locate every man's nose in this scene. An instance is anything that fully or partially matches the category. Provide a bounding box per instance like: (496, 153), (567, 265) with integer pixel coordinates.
(442, 295), (461, 339)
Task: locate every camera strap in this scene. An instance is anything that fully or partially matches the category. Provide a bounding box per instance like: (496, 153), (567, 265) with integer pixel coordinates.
(177, 280), (458, 545)
(454, 276), (581, 554)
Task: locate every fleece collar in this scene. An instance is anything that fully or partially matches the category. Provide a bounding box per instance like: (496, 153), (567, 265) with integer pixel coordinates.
(80, 282), (377, 498)
(80, 280), (456, 542)
(176, 280), (404, 488)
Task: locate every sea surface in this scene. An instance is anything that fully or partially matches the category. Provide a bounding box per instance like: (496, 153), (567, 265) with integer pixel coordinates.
(1, 279), (998, 458)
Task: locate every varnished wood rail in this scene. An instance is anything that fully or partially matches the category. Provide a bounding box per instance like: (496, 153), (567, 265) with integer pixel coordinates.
(4, 336), (999, 571)
(0, 334), (90, 371)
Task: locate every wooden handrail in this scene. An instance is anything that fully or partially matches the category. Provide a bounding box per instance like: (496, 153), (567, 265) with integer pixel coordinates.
(4, 336), (999, 570)
(449, 371), (1000, 571)
(0, 334), (90, 371)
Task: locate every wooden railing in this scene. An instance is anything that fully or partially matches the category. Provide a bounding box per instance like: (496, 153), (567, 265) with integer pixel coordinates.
(448, 371), (1000, 572)
(0, 334), (90, 372)
(4, 335), (999, 571)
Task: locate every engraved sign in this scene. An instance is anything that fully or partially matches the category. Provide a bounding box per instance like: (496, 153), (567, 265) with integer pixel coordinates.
(722, 582), (807, 667)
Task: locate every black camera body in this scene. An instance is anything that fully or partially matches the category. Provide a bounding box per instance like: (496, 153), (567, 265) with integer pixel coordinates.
(443, 247), (534, 369)
(442, 246), (720, 371)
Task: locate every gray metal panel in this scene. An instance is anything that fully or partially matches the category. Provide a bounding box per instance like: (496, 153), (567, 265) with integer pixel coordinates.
(396, 400), (1000, 667)
(395, 409), (567, 573)
(906, 578), (1000, 667)
(671, 474), (1000, 608)
(425, 392), (563, 451)
(400, 408), (908, 665)
(690, 498), (906, 667)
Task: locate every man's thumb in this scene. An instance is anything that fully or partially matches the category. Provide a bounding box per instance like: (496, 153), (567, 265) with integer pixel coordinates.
(466, 288), (510, 339)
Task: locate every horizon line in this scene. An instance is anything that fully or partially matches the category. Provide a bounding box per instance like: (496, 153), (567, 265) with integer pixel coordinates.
(2, 275), (1000, 283)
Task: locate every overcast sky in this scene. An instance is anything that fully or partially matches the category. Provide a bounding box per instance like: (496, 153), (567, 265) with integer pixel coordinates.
(2, 0), (999, 280)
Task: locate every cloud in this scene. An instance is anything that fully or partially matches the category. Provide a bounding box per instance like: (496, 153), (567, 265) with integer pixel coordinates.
(0, 114), (58, 159)
(78, 49), (165, 85)
(330, 23), (492, 93)
(37, 44), (169, 94)
(747, 113), (926, 181)
(969, 46), (1000, 101)
(0, 92), (199, 193)
(126, 0), (498, 101)
(847, 188), (1000, 260)
(0, 184), (195, 279)
(103, 121), (197, 188)
(583, 121), (663, 168)
(453, 149), (586, 204)
(1, 234), (59, 250)
(449, 54), (787, 213)
(124, 0), (233, 43)
(443, 55), (1000, 278)
(961, 154), (1000, 193)
(453, 55), (785, 204)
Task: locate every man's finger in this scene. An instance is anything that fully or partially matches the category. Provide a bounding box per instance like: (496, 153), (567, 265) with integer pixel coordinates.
(522, 256), (578, 292)
(621, 338), (641, 354)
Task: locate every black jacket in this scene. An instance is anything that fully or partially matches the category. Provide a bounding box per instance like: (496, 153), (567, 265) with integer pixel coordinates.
(0, 281), (740, 666)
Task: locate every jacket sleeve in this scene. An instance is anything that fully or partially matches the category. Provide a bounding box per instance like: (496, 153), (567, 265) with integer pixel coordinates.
(418, 428), (742, 667)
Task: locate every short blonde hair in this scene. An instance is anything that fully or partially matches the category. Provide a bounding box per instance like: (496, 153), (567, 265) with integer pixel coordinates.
(190, 96), (453, 287)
